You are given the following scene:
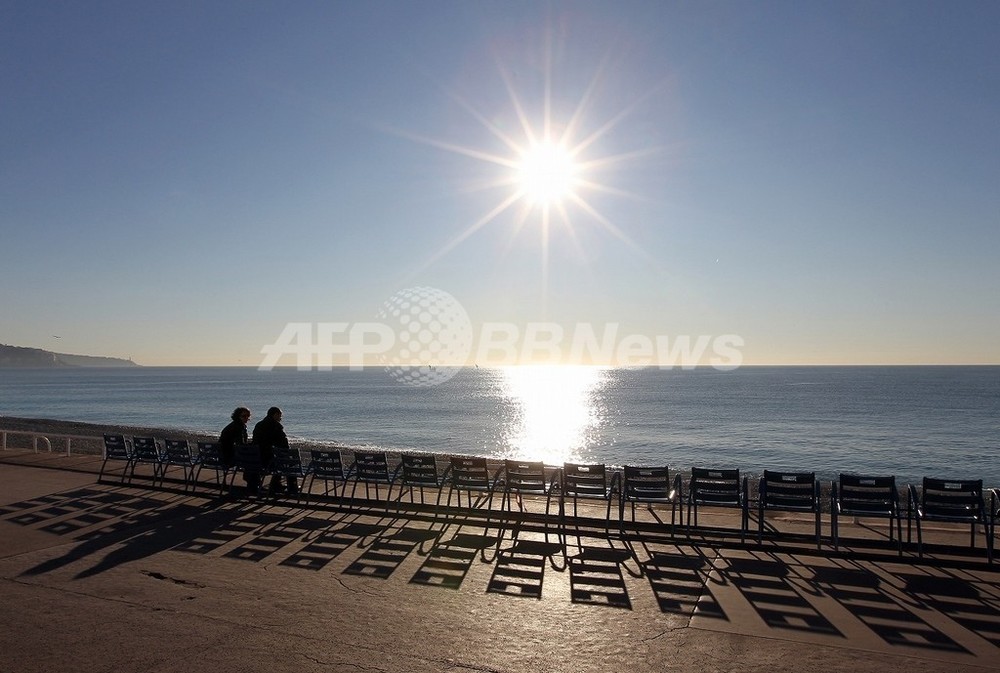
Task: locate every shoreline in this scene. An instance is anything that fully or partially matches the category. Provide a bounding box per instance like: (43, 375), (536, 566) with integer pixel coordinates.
(0, 415), (213, 442)
(0, 415), (868, 518)
(0, 415), (443, 464)
(4, 415), (998, 500)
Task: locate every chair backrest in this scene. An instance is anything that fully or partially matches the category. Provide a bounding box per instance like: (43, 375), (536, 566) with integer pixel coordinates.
(448, 456), (492, 490)
(919, 477), (985, 520)
(690, 467), (742, 506)
(836, 473), (897, 514)
(232, 444), (263, 471)
(353, 451), (391, 483)
(196, 441), (225, 467)
(132, 436), (160, 461)
(103, 434), (131, 460)
(399, 454), (440, 487)
(309, 449), (346, 480)
(271, 447), (303, 474)
(623, 465), (672, 500)
(760, 470), (818, 510)
(562, 463), (608, 498)
(163, 439), (193, 464)
(504, 460), (548, 494)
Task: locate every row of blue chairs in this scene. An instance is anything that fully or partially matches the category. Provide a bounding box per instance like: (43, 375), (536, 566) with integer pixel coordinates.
(99, 434), (232, 490)
(98, 435), (995, 561)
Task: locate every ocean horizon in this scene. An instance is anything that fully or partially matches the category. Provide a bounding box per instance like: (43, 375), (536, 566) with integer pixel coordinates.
(1, 364), (997, 487)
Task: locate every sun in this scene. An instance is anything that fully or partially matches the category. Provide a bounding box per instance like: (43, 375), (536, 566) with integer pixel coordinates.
(388, 35), (660, 280)
(517, 139), (579, 206)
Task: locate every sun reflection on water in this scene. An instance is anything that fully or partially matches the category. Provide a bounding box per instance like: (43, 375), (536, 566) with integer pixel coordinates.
(498, 365), (608, 466)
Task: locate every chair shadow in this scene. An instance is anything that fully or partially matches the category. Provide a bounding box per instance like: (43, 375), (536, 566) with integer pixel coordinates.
(568, 545), (633, 609)
(342, 520), (442, 580)
(717, 554), (974, 654)
(410, 532), (496, 590)
(719, 556), (841, 636)
(895, 569), (1000, 648)
(487, 538), (563, 599)
(279, 519), (384, 571)
(809, 564), (967, 652)
(221, 510), (306, 563)
(643, 549), (725, 619)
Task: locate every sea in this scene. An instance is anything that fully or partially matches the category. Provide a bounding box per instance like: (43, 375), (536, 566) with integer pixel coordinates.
(0, 365), (997, 487)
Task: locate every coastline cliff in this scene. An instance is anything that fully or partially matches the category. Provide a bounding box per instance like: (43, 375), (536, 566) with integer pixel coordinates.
(0, 344), (139, 368)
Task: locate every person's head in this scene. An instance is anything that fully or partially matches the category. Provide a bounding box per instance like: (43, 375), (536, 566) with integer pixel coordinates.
(267, 406), (282, 421)
(231, 406), (251, 423)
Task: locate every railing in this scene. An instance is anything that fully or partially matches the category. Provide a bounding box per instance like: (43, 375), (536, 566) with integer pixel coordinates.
(0, 430), (99, 457)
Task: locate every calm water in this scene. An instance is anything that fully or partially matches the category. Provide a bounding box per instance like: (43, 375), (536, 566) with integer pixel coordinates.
(0, 366), (997, 486)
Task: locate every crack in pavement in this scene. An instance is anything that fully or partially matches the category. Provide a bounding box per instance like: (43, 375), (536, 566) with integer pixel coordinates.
(642, 624), (687, 642)
(140, 569), (207, 589)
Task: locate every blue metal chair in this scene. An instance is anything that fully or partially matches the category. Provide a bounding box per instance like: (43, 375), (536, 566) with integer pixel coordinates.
(306, 448), (348, 503)
(230, 443), (267, 497)
(392, 454), (447, 511)
(499, 460), (558, 544)
(99, 434), (132, 483)
(269, 447), (308, 501)
(560, 463), (620, 522)
(686, 467), (748, 543)
(349, 451), (396, 505)
(620, 465), (682, 533)
(831, 473), (901, 553)
(908, 477), (990, 562)
(129, 436), (162, 484)
(439, 456), (502, 562)
(757, 470), (821, 547)
(442, 456), (500, 512)
(193, 441), (231, 493)
(160, 439), (198, 491)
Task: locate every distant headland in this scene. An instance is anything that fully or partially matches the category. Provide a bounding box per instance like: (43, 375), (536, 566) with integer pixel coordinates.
(0, 344), (139, 368)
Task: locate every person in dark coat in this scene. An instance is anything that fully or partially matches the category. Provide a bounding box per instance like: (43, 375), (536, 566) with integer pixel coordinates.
(218, 406), (251, 468)
(251, 406), (297, 495)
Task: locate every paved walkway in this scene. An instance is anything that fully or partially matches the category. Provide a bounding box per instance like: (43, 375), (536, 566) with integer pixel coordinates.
(1, 451), (999, 672)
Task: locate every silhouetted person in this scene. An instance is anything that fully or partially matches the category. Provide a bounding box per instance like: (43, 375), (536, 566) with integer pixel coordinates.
(218, 406), (251, 468)
(251, 406), (297, 496)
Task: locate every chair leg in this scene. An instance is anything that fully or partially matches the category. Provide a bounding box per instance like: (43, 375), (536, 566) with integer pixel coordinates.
(543, 492), (553, 547)
(428, 484), (446, 533)
(474, 491), (494, 562)
(497, 490), (511, 546)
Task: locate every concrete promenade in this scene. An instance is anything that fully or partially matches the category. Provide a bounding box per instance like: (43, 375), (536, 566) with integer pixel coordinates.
(2, 450), (999, 672)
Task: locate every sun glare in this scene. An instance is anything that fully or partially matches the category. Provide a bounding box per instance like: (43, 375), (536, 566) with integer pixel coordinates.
(392, 33), (661, 281)
(517, 140), (578, 206)
(500, 365), (607, 465)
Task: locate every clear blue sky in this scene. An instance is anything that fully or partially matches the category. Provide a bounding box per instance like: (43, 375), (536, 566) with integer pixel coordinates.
(2, 1), (998, 365)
